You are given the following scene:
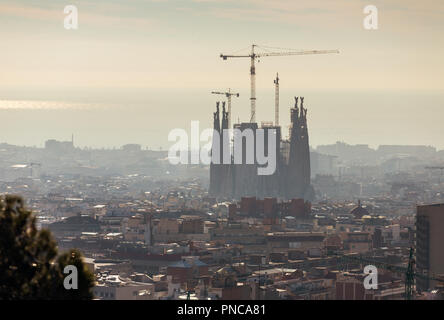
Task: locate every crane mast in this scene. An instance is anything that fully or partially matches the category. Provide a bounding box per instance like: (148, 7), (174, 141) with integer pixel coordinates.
(336, 247), (444, 300)
(220, 44), (339, 123)
(405, 247), (415, 300)
(211, 89), (239, 129)
(274, 73), (279, 126)
(250, 45), (256, 122)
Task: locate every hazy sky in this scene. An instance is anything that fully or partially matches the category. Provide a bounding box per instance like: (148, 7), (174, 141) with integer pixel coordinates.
(1, 0), (443, 149)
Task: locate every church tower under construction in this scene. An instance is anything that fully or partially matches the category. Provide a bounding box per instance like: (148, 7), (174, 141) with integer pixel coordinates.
(209, 96), (314, 201)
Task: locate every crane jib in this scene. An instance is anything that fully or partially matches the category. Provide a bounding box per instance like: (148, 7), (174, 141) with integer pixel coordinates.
(219, 45), (339, 124)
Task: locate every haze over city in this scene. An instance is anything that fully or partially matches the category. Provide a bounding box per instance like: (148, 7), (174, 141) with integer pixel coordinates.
(1, 0), (444, 306)
(1, 0), (443, 148)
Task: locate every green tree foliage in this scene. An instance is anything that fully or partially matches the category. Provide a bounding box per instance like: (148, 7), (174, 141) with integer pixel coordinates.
(0, 195), (95, 300)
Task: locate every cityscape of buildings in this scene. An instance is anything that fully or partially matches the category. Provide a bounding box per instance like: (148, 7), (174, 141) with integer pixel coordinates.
(1, 128), (444, 299)
(1, 1), (443, 304)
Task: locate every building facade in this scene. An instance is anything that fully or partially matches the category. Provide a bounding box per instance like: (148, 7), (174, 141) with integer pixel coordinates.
(416, 203), (444, 290)
(209, 97), (314, 201)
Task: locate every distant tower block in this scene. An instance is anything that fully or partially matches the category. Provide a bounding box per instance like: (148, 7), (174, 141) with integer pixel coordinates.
(274, 73), (279, 126)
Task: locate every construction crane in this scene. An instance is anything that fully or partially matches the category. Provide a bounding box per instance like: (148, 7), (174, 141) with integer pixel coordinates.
(405, 247), (415, 300)
(271, 247), (443, 300)
(274, 73), (279, 126)
(336, 247), (444, 300)
(220, 44), (339, 123)
(211, 89), (239, 129)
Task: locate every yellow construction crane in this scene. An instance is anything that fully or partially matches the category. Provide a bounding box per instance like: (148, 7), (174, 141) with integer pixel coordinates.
(220, 44), (339, 123)
(211, 88), (239, 129)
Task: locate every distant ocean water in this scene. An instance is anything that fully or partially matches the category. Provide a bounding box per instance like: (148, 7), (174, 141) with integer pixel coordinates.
(0, 98), (200, 149)
(0, 100), (105, 110)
